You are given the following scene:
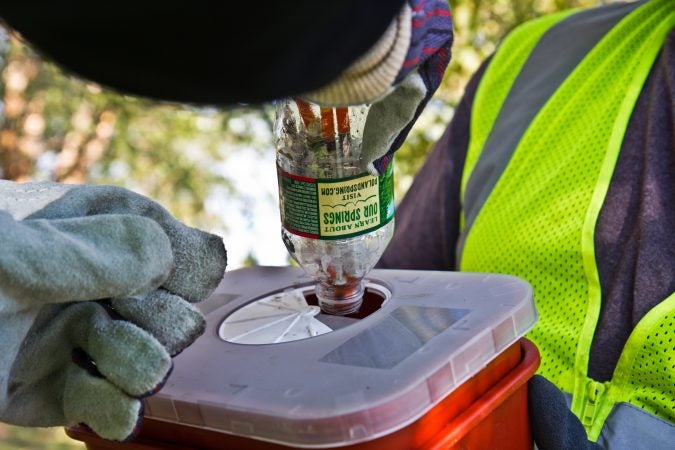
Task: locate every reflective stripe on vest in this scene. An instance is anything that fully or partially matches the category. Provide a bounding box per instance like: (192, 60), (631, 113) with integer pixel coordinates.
(458, 0), (675, 443)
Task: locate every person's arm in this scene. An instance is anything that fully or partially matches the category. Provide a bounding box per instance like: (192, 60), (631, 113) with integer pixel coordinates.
(378, 58), (489, 270)
(0, 1), (453, 176)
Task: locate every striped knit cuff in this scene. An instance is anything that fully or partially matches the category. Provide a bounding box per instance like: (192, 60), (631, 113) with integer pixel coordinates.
(304, 3), (412, 106)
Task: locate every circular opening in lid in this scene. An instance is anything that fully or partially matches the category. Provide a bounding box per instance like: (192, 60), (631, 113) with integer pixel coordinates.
(218, 282), (390, 345)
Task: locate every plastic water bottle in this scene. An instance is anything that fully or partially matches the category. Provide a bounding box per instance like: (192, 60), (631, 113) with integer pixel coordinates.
(274, 98), (395, 315)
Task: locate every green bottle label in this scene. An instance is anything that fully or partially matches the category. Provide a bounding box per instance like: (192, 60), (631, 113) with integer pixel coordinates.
(278, 164), (394, 240)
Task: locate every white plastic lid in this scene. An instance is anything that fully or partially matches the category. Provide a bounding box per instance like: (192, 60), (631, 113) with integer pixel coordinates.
(144, 266), (536, 448)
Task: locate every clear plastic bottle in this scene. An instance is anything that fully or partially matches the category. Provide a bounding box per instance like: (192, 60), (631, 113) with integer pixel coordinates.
(274, 98), (395, 315)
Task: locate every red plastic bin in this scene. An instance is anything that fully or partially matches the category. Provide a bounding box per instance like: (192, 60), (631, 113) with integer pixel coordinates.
(67, 338), (539, 450)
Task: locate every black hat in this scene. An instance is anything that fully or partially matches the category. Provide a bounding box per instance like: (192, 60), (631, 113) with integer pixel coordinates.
(0, 1), (405, 105)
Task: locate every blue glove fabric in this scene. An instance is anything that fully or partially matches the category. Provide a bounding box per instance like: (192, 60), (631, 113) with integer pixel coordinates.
(529, 375), (605, 450)
(370, 0), (454, 174)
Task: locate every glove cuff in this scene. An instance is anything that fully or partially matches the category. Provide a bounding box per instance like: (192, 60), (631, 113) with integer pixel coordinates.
(303, 4), (411, 106)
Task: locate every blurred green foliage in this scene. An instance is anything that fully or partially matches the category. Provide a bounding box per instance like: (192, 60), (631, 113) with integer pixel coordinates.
(0, 1), (612, 448)
(0, 424), (83, 449)
(0, 27), (275, 234)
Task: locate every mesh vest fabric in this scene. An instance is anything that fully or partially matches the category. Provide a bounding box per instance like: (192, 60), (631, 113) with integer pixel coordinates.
(459, 0), (674, 439)
(459, 9), (574, 229)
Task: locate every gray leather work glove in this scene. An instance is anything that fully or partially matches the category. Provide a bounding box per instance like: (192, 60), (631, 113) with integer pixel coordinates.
(0, 180), (227, 441)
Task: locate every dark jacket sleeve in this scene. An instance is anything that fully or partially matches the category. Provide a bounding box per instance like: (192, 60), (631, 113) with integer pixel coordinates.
(378, 59), (490, 271)
(0, 1), (405, 105)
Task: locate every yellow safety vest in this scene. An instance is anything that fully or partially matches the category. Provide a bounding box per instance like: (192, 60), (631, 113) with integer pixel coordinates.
(459, 0), (674, 443)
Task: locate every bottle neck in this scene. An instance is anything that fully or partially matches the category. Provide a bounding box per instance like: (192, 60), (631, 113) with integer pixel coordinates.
(315, 280), (365, 315)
